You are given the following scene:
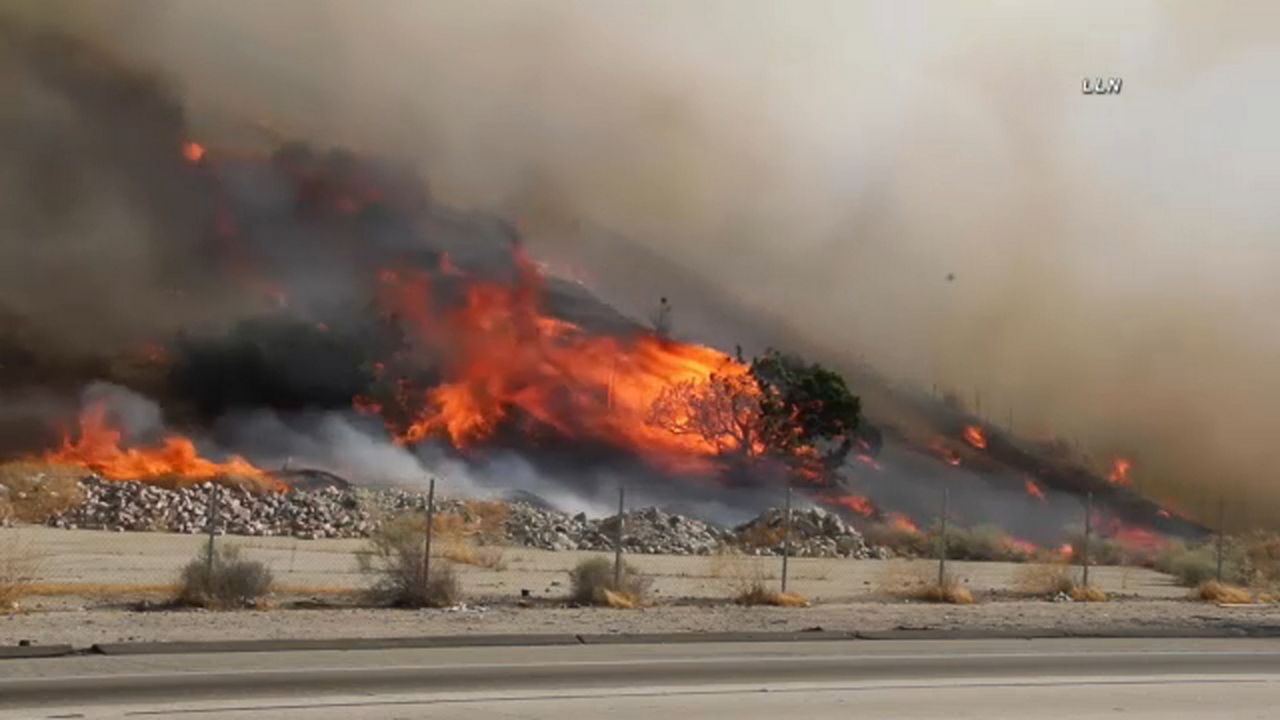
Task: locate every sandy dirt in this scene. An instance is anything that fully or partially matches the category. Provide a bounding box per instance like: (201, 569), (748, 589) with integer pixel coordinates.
(4, 527), (1277, 646)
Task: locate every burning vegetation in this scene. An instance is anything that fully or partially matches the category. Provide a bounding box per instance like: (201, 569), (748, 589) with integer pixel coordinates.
(0, 20), (1205, 558)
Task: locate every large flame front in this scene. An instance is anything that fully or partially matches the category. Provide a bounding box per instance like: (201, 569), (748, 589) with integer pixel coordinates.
(371, 255), (755, 474)
(44, 404), (282, 491)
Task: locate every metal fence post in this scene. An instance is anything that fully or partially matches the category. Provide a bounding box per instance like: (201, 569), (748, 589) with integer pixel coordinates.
(206, 482), (220, 577)
(422, 477), (435, 596)
(1216, 495), (1226, 583)
(781, 483), (792, 594)
(613, 486), (625, 588)
(1082, 492), (1093, 588)
(937, 486), (949, 586)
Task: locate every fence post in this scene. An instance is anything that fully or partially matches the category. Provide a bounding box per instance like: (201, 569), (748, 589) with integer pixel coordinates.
(613, 485), (626, 588)
(781, 483), (792, 594)
(422, 477), (436, 596)
(1216, 495), (1226, 584)
(1082, 492), (1093, 588)
(206, 482), (220, 576)
(937, 486), (949, 586)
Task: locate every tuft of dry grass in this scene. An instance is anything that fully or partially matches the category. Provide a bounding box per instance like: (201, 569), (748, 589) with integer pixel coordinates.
(0, 461), (85, 523)
(0, 536), (43, 611)
(912, 578), (976, 605)
(373, 510), (508, 571)
(357, 514), (465, 608)
(1195, 580), (1253, 604)
(1013, 562), (1079, 597)
(570, 556), (651, 607)
(1069, 585), (1109, 602)
(736, 523), (786, 552)
(735, 582), (810, 607)
(439, 539), (507, 570)
(876, 560), (975, 604)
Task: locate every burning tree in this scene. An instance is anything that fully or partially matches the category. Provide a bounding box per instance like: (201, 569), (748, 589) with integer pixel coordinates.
(646, 348), (862, 482)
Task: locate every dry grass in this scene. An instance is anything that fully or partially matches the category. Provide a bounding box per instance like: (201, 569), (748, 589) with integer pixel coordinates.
(373, 510), (509, 571)
(1069, 585), (1109, 602)
(0, 536), (43, 611)
(876, 560), (975, 604)
(1013, 562), (1079, 597)
(0, 461), (85, 523)
(911, 578), (976, 604)
(569, 556), (651, 607)
(1195, 580), (1253, 604)
(735, 582), (810, 607)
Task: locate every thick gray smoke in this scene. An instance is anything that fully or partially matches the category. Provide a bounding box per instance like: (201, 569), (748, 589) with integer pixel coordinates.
(5, 1), (1278, 524)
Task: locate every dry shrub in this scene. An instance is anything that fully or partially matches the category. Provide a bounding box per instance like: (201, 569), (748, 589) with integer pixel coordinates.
(1195, 580), (1253, 604)
(0, 461), (85, 523)
(862, 522), (930, 557)
(735, 582), (810, 607)
(1155, 543), (1222, 587)
(570, 556), (650, 607)
(912, 577), (975, 605)
(1014, 562), (1079, 597)
(1069, 585), (1108, 602)
(357, 514), (462, 607)
(177, 543), (273, 609)
(0, 535), (43, 611)
(877, 560), (975, 604)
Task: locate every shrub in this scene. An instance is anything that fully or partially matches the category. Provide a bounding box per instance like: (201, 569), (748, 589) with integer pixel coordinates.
(1155, 543), (1223, 587)
(1195, 580), (1253, 604)
(735, 581), (810, 607)
(911, 574), (975, 604)
(1013, 562), (1079, 597)
(944, 525), (1033, 562)
(862, 522), (930, 557)
(1069, 585), (1108, 602)
(357, 514), (462, 607)
(570, 556), (650, 607)
(177, 543), (273, 609)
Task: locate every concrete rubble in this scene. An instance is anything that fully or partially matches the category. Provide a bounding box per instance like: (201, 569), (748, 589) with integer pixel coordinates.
(45, 477), (872, 558)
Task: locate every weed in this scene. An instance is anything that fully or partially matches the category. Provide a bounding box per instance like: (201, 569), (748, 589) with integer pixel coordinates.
(177, 543), (273, 609)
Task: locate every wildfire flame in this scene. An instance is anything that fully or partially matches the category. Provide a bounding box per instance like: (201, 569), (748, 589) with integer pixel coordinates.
(1023, 477), (1046, 502)
(182, 140), (206, 164)
(43, 404), (282, 492)
(821, 494), (876, 518)
(886, 511), (920, 534)
(373, 254), (757, 474)
(963, 424), (988, 449)
(1108, 458), (1133, 486)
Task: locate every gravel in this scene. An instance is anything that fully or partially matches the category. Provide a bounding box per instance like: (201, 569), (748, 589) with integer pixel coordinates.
(46, 477), (872, 558)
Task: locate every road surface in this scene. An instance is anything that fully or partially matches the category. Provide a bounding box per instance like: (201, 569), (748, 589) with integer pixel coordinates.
(2, 637), (1278, 718)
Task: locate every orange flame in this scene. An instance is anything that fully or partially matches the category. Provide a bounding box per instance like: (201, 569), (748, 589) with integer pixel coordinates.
(963, 424), (988, 449)
(1000, 535), (1038, 557)
(886, 512), (920, 534)
(821, 494), (876, 518)
(43, 404), (282, 492)
(1023, 478), (1046, 502)
(375, 253), (757, 474)
(1059, 543), (1074, 559)
(1108, 458), (1133, 485)
(182, 141), (206, 164)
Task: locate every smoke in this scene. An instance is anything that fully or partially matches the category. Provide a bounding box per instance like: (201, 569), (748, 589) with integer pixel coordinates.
(4, 1), (1279, 522)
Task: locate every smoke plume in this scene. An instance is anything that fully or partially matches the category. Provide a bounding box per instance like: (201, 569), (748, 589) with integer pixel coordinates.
(3, 1), (1278, 524)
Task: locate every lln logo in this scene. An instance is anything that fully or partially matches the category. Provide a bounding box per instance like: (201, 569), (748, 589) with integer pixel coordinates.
(1082, 77), (1123, 95)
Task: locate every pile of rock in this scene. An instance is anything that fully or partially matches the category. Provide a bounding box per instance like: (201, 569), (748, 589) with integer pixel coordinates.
(47, 479), (379, 539)
(505, 504), (735, 555)
(734, 507), (871, 558)
(45, 478), (874, 558)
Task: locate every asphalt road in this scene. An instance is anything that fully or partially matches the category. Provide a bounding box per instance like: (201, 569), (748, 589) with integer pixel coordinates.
(3, 638), (1278, 718)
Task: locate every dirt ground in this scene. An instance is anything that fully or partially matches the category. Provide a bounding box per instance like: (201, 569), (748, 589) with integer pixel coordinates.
(4, 527), (1277, 646)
